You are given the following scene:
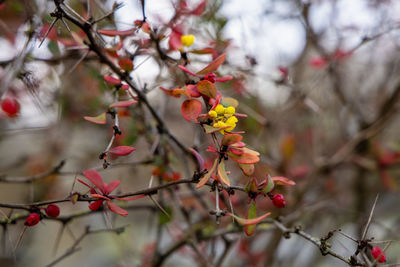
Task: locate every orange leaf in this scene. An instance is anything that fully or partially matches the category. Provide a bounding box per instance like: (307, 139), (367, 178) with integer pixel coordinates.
(197, 53), (226, 75)
(196, 158), (218, 189)
(109, 100), (137, 108)
(229, 211), (271, 226)
(84, 113), (106, 124)
(181, 99), (202, 121)
(271, 176), (296, 186)
(196, 80), (216, 98)
(118, 58), (134, 71)
(222, 134), (242, 146)
(217, 161), (230, 186)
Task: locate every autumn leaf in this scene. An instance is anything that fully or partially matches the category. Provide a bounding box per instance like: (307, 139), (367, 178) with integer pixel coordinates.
(197, 53), (226, 75)
(84, 113), (106, 124)
(181, 99), (202, 121)
(107, 146), (136, 156)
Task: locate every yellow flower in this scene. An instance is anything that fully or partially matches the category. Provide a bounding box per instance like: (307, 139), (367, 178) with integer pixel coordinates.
(225, 106), (235, 115)
(214, 104), (225, 115)
(181, 34), (195, 47)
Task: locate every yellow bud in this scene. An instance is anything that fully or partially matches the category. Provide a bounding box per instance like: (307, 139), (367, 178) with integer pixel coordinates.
(225, 106), (236, 115)
(208, 110), (217, 119)
(217, 121), (226, 128)
(215, 104), (225, 115)
(181, 34), (195, 47)
(213, 123), (219, 128)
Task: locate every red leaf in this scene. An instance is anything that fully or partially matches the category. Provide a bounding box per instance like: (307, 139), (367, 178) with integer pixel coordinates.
(222, 134), (242, 146)
(89, 199), (104, 211)
(98, 28), (135, 37)
(104, 76), (121, 85)
(107, 146), (136, 156)
(118, 58), (134, 71)
(196, 80), (217, 98)
(90, 193), (110, 200)
(197, 53), (226, 75)
(271, 176), (296, 186)
(109, 100), (137, 108)
(181, 99), (202, 121)
(104, 180), (120, 195)
(190, 148), (205, 170)
(229, 212), (271, 226)
(84, 113), (106, 124)
(107, 201), (128, 216)
(190, 48), (215, 54)
(215, 76), (233, 82)
(196, 158), (218, 189)
(83, 169), (105, 192)
(115, 194), (146, 201)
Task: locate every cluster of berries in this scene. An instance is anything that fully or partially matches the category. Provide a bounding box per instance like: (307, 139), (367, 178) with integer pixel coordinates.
(371, 246), (386, 263)
(208, 104), (238, 134)
(24, 204), (60, 227)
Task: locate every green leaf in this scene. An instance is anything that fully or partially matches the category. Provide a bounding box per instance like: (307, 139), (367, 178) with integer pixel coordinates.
(159, 206), (173, 225)
(203, 124), (230, 134)
(244, 201), (257, 236)
(261, 175), (275, 194)
(229, 211), (271, 226)
(84, 112), (106, 124)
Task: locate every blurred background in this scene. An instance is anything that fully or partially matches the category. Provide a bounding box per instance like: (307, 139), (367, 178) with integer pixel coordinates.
(0, 0), (400, 266)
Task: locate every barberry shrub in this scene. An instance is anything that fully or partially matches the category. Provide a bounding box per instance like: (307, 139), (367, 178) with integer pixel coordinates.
(0, 0), (398, 266)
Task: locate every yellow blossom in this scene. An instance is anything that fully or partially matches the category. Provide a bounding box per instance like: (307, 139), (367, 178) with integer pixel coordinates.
(208, 110), (217, 119)
(181, 34), (195, 47)
(215, 104), (225, 115)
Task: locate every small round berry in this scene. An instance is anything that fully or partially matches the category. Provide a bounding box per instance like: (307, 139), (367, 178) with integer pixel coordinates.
(204, 73), (216, 83)
(371, 246), (386, 263)
(1, 97), (20, 117)
(45, 204), (60, 218)
(181, 34), (195, 47)
(272, 194), (286, 208)
(25, 213), (40, 227)
(208, 110), (217, 119)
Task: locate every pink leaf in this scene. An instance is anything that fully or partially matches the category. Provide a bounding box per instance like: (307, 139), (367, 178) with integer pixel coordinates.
(229, 212), (271, 226)
(107, 201), (128, 216)
(98, 28), (135, 37)
(104, 76), (121, 85)
(109, 100), (137, 108)
(107, 146), (136, 156)
(271, 176), (296, 186)
(181, 99), (202, 121)
(197, 53), (226, 75)
(84, 113), (106, 124)
(190, 148), (205, 170)
(90, 194), (110, 200)
(83, 169), (105, 192)
(169, 30), (182, 50)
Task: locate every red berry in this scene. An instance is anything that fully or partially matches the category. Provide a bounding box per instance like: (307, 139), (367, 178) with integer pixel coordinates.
(1, 97), (20, 117)
(272, 194), (286, 208)
(371, 246), (386, 263)
(204, 73), (216, 83)
(25, 213), (40, 227)
(45, 204), (60, 217)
